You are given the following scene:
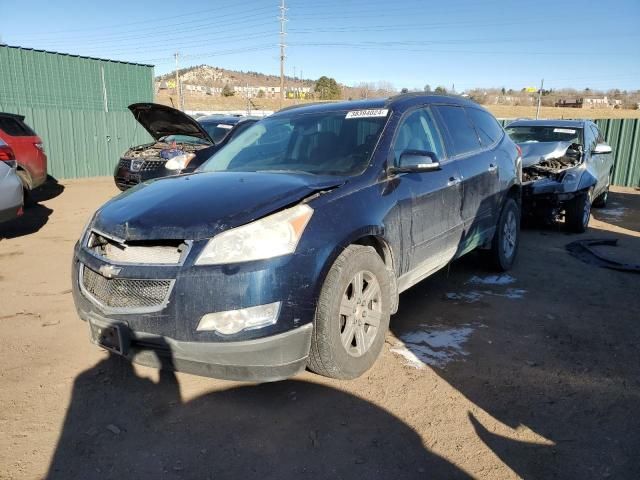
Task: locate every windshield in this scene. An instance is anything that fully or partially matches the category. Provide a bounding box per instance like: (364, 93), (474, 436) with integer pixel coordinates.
(200, 110), (388, 176)
(200, 122), (237, 144)
(159, 134), (209, 145)
(505, 125), (583, 145)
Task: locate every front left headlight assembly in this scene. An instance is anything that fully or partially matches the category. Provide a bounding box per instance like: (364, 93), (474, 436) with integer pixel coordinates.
(195, 204), (313, 265)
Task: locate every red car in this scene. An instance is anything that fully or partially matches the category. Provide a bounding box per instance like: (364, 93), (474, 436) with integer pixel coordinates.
(0, 113), (48, 197)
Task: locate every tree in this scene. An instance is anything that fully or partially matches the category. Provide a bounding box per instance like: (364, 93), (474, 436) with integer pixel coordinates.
(257, 89), (265, 98)
(424, 84), (432, 93)
(434, 86), (447, 94)
(501, 87), (506, 95)
(222, 84), (234, 97)
(314, 76), (341, 100)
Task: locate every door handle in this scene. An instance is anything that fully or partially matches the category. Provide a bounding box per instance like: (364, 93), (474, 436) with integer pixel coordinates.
(447, 176), (461, 187)
(488, 163), (498, 172)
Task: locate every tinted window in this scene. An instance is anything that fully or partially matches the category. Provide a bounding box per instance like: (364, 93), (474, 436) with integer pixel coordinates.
(434, 105), (480, 156)
(392, 108), (444, 163)
(505, 125), (583, 145)
(0, 117), (35, 136)
(466, 108), (503, 146)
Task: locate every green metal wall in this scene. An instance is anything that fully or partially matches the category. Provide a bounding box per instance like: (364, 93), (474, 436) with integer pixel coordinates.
(0, 45), (153, 179)
(501, 118), (640, 187)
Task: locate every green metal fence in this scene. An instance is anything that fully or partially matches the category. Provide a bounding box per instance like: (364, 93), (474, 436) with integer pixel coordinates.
(0, 45), (154, 179)
(501, 118), (640, 187)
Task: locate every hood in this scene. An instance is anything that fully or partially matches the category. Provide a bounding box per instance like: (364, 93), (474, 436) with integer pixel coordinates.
(128, 103), (214, 143)
(518, 141), (572, 168)
(92, 172), (345, 241)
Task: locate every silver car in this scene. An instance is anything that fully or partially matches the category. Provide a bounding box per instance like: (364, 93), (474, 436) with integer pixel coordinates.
(0, 139), (24, 223)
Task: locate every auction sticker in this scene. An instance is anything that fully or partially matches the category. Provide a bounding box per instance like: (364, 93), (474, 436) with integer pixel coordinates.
(553, 128), (576, 134)
(345, 109), (389, 119)
(217, 124), (233, 130)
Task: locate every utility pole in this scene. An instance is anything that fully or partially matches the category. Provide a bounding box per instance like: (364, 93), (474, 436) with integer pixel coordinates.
(279, 0), (287, 109)
(174, 52), (181, 111)
(536, 78), (544, 119)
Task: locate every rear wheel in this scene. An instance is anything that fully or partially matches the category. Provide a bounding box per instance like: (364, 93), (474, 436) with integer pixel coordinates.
(308, 245), (391, 379)
(566, 189), (592, 233)
(15, 169), (34, 207)
(488, 198), (520, 271)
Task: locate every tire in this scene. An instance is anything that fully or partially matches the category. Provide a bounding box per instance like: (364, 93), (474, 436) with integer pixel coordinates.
(308, 245), (391, 379)
(566, 189), (592, 233)
(592, 175), (610, 208)
(15, 170), (34, 207)
(488, 198), (520, 271)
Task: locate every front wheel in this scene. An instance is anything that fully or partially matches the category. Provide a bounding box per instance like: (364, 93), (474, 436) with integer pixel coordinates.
(566, 189), (592, 233)
(308, 245), (391, 379)
(488, 198), (520, 271)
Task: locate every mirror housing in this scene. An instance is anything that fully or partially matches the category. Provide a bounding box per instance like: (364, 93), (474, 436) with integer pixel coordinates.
(390, 150), (441, 174)
(593, 143), (612, 154)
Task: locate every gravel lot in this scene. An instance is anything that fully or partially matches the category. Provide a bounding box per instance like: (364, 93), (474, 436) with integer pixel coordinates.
(1, 178), (639, 480)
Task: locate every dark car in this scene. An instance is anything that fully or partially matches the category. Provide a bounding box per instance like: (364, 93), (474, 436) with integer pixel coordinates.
(114, 103), (257, 190)
(505, 119), (613, 232)
(73, 94), (521, 382)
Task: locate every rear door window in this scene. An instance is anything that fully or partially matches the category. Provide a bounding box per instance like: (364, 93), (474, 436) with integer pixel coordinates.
(433, 105), (481, 156)
(466, 108), (503, 147)
(0, 117), (35, 136)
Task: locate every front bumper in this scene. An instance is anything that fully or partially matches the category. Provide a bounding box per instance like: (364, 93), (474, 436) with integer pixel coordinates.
(72, 236), (323, 381)
(522, 179), (580, 216)
(80, 310), (313, 381)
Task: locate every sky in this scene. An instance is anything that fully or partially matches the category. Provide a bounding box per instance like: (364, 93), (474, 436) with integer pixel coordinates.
(2, 0), (639, 92)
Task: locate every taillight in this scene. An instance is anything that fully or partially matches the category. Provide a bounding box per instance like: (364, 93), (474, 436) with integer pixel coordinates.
(35, 142), (45, 153)
(515, 144), (522, 158)
(0, 145), (15, 161)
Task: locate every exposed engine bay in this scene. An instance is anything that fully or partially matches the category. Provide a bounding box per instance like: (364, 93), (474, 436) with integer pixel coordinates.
(521, 142), (583, 182)
(123, 141), (207, 160)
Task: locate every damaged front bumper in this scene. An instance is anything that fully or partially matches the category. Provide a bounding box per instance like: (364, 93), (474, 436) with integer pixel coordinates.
(71, 239), (322, 381)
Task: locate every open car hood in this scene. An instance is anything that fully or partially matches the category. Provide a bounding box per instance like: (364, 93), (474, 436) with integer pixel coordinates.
(128, 103), (214, 143)
(518, 141), (573, 168)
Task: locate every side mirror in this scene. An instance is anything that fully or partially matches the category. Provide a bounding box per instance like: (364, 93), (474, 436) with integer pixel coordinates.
(593, 143), (612, 154)
(390, 150), (441, 174)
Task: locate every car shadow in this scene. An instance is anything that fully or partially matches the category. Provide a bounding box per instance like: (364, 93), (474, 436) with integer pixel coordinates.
(46, 346), (470, 480)
(388, 224), (640, 479)
(0, 176), (63, 240)
(591, 190), (640, 233)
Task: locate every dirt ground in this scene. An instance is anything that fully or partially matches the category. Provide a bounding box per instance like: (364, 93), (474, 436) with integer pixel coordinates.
(1, 179), (639, 480)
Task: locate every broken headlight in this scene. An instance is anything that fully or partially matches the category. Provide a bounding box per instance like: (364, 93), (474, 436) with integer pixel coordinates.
(165, 153), (195, 171)
(195, 204), (313, 265)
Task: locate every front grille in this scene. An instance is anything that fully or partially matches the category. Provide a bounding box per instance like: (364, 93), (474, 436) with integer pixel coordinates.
(81, 266), (173, 311)
(118, 158), (165, 172)
(87, 231), (187, 265)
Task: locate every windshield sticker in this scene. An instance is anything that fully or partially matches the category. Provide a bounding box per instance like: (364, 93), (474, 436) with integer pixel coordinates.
(345, 109), (389, 119)
(217, 124), (233, 130)
(553, 128), (576, 134)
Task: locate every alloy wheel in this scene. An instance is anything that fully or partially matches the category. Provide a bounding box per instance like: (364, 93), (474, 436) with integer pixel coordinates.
(339, 270), (382, 357)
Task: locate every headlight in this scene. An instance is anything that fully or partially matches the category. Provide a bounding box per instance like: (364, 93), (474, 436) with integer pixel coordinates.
(165, 153), (195, 171)
(195, 204), (313, 265)
(196, 302), (281, 335)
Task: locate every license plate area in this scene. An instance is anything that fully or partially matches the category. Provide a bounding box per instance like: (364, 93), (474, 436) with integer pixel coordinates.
(127, 173), (141, 184)
(89, 319), (128, 355)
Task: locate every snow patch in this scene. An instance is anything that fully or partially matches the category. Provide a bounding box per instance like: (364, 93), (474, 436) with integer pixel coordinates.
(445, 288), (526, 302)
(467, 274), (516, 285)
(600, 206), (626, 218)
(392, 324), (476, 368)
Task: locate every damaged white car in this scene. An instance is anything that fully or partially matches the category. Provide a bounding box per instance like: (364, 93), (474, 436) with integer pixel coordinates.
(505, 120), (614, 232)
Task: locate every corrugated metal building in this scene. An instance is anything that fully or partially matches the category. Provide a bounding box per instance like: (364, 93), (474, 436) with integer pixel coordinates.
(0, 45), (153, 179)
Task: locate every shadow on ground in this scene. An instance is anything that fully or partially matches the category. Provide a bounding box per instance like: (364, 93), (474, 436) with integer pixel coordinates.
(0, 176), (64, 240)
(47, 353), (469, 480)
(389, 222), (640, 479)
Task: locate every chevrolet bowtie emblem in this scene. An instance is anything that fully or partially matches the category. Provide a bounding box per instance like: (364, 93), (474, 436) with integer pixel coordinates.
(99, 264), (121, 279)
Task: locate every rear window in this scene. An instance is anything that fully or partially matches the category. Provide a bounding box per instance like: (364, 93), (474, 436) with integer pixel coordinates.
(0, 116), (36, 137)
(434, 105), (481, 156)
(466, 108), (503, 146)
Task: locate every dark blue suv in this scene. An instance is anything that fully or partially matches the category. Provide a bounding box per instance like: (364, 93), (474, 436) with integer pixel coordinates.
(72, 94), (521, 381)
